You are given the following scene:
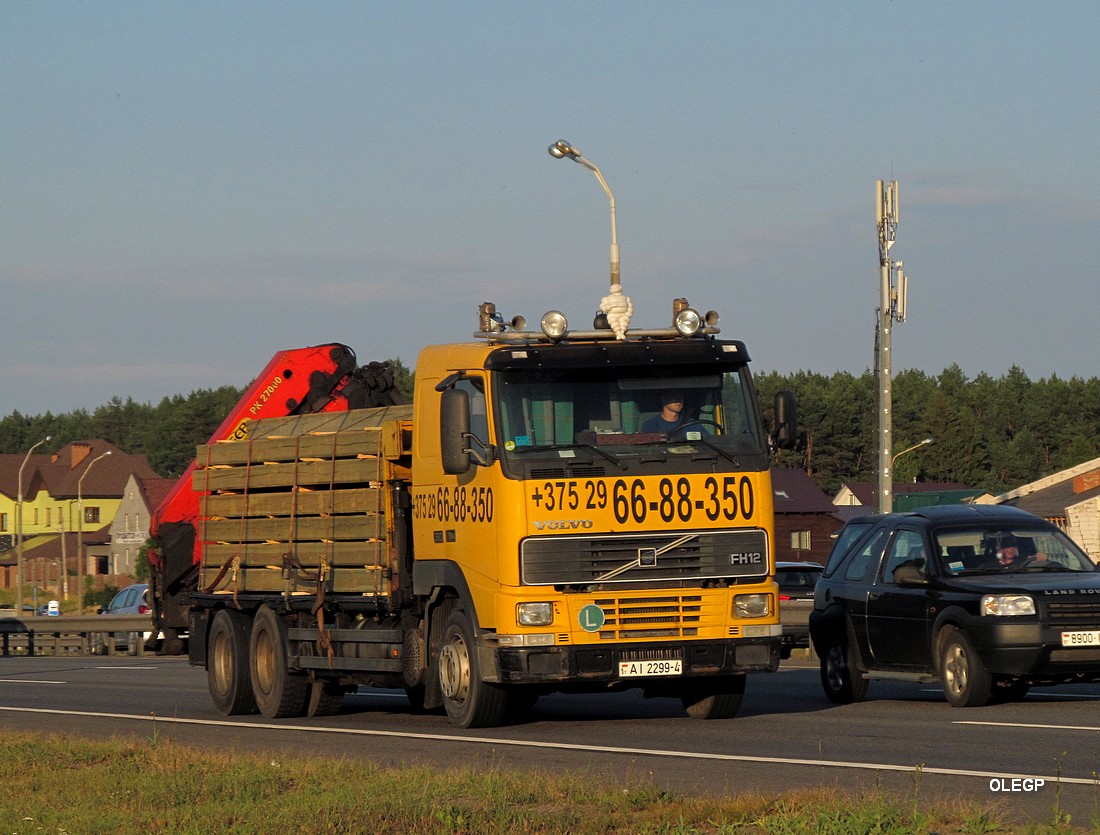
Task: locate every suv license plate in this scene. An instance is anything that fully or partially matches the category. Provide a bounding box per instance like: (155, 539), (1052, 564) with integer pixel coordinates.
(1061, 630), (1100, 647)
(618, 659), (682, 677)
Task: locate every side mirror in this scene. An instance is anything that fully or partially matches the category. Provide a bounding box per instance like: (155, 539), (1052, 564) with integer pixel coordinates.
(440, 388), (471, 475)
(771, 390), (798, 450)
(892, 563), (928, 585)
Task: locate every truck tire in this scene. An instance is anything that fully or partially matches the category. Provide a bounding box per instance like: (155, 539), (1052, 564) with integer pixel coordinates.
(680, 675), (746, 719)
(437, 610), (508, 728)
(207, 609), (257, 715)
(820, 636), (868, 704)
(940, 627), (992, 707)
(250, 606), (309, 719)
(306, 681), (345, 717)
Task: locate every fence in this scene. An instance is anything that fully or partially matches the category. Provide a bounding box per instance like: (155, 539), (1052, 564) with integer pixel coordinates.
(0, 614), (157, 657)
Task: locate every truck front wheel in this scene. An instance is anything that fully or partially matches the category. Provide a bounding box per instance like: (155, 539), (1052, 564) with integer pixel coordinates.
(437, 610), (508, 728)
(207, 609), (257, 715)
(250, 606), (309, 719)
(680, 675), (746, 719)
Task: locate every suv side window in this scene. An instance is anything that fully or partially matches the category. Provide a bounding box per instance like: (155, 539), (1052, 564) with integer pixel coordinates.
(823, 521), (875, 577)
(843, 529), (888, 582)
(881, 529), (928, 584)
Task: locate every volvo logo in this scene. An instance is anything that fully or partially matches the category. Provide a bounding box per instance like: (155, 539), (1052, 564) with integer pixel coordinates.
(532, 519), (594, 530)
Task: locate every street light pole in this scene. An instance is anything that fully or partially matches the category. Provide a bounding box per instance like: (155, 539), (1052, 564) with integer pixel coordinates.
(15, 435), (50, 617)
(892, 437), (934, 467)
(76, 451), (111, 613)
(548, 140), (620, 289)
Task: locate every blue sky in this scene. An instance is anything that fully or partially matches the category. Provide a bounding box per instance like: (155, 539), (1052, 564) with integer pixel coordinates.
(4, 3), (1099, 417)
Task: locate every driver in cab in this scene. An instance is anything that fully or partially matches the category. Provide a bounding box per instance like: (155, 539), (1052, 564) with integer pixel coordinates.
(642, 389), (710, 436)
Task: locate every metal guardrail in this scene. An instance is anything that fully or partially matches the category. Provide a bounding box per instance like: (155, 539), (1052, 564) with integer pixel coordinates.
(0, 614), (156, 657)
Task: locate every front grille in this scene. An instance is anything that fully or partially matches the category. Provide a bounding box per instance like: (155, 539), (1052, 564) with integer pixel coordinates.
(522, 528), (768, 586)
(530, 465), (608, 479)
(620, 647), (683, 662)
(1045, 600), (1100, 624)
(594, 594), (704, 640)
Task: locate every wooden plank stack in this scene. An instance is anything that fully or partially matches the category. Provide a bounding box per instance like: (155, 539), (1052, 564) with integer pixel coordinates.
(194, 405), (413, 596)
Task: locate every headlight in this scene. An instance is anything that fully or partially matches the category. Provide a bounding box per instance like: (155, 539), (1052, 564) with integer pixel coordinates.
(981, 594), (1035, 616)
(674, 307), (703, 336)
(517, 601), (554, 626)
(540, 310), (568, 340)
(734, 593), (771, 618)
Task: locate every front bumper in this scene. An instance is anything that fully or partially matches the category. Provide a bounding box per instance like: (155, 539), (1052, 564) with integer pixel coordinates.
(487, 636), (780, 685)
(970, 620), (1100, 680)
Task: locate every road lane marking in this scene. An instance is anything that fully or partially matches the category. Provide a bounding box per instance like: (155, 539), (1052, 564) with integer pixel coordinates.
(0, 705), (1097, 786)
(956, 720), (1100, 732)
(0, 679), (65, 684)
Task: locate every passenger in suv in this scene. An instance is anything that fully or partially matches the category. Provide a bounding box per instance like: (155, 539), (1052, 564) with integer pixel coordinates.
(809, 505), (1100, 707)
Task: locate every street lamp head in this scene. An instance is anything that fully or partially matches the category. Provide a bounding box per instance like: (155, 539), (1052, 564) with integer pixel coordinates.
(549, 139), (577, 160)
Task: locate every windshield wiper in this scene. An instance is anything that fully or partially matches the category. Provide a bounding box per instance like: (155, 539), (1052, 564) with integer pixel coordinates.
(512, 443), (627, 470)
(1018, 562), (1074, 572)
(688, 436), (742, 467)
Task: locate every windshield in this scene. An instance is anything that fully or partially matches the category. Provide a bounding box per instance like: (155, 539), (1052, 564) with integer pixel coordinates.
(935, 525), (1099, 575)
(493, 365), (765, 469)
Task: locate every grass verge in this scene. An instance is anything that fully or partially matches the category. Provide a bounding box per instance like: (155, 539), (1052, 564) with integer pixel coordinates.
(0, 731), (1081, 833)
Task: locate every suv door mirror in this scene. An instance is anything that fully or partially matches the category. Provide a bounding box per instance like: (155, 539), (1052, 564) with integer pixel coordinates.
(892, 563), (928, 585)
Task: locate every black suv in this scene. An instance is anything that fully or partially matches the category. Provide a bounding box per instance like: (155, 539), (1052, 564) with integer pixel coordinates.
(809, 505), (1100, 707)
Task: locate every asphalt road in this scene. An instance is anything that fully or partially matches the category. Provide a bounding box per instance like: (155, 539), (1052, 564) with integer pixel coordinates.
(1, 654), (1098, 826)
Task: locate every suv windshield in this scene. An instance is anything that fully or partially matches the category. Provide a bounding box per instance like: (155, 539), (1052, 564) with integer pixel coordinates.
(935, 526), (1098, 575)
(494, 366), (765, 464)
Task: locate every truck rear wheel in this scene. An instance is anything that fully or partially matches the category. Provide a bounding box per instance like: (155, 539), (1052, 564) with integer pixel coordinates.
(680, 675), (746, 719)
(250, 606), (309, 719)
(208, 609), (257, 715)
(437, 610), (508, 728)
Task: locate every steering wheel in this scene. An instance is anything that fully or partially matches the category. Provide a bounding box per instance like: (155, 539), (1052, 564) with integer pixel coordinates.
(669, 420), (723, 438)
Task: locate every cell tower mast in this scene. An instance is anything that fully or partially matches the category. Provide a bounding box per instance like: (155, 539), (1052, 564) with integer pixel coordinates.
(875, 179), (908, 513)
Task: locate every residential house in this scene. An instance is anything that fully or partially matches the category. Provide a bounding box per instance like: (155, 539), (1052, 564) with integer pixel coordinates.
(832, 481), (984, 510)
(108, 474), (175, 576)
(772, 468), (843, 565)
(976, 456), (1100, 561)
(0, 440), (160, 591)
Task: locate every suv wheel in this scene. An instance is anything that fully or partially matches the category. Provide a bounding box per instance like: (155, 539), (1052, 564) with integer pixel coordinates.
(820, 637), (867, 704)
(940, 628), (992, 707)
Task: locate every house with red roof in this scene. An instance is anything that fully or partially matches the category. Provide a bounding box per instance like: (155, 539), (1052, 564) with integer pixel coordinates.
(0, 440), (160, 594)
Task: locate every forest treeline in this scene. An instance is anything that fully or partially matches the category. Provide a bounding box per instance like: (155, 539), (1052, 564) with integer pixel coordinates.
(1, 362), (1096, 496)
(755, 364), (1100, 495)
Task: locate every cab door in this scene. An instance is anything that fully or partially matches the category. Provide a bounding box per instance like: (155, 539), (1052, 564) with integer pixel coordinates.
(866, 527), (934, 669)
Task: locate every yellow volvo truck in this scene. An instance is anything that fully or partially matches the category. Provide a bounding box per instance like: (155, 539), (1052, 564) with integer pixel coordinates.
(189, 298), (797, 728)
(184, 141), (798, 727)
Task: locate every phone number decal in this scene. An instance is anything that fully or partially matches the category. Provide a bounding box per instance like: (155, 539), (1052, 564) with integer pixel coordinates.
(531, 476), (755, 524)
(413, 486), (494, 523)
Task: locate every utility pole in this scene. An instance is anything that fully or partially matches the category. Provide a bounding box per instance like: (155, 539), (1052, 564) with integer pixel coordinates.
(875, 179), (908, 514)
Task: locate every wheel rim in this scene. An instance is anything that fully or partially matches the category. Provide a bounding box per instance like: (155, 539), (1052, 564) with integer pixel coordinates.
(254, 625), (276, 697)
(944, 641), (968, 697)
(439, 633), (470, 704)
(211, 628), (231, 695)
(825, 644), (846, 692)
